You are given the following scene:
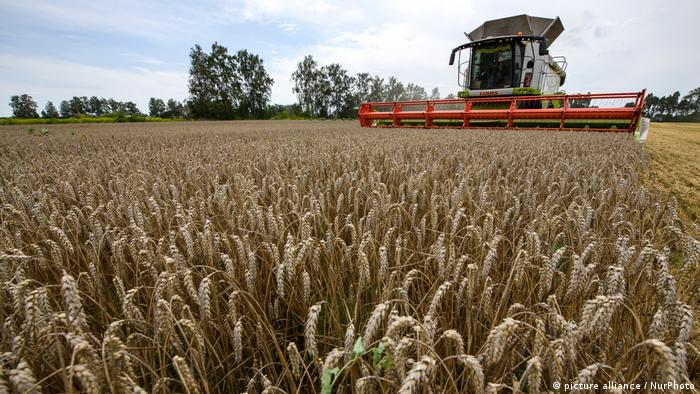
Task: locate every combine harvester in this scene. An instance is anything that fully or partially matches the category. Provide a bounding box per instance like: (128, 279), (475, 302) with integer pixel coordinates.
(358, 15), (646, 132)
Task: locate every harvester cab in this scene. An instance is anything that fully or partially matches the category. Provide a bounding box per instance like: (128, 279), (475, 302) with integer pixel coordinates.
(448, 15), (567, 100)
(358, 14), (646, 132)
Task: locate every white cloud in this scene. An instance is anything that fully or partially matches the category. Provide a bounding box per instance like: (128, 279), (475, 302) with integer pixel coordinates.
(278, 23), (301, 33)
(224, 0), (364, 26)
(121, 53), (165, 66)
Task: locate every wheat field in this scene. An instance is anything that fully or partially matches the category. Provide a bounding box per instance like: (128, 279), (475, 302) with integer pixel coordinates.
(0, 121), (698, 393)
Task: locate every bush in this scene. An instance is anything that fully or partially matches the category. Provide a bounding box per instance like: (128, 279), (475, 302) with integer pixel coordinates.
(271, 110), (307, 120)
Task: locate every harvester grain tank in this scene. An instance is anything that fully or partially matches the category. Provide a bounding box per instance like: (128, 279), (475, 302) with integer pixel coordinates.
(358, 15), (646, 132)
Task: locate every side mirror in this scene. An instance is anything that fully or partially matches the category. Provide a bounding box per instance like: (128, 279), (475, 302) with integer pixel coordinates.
(449, 51), (456, 66)
(539, 41), (548, 56)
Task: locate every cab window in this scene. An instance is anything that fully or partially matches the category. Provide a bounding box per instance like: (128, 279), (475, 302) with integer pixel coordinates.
(470, 44), (513, 89)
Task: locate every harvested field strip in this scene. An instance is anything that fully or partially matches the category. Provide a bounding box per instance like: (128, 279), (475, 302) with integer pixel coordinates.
(644, 122), (700, 360)
(0, 121), (697, 392)
(645, 122), (700, 225)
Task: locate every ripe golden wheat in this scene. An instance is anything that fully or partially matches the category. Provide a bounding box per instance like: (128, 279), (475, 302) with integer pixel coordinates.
(0, 121), (698, 393)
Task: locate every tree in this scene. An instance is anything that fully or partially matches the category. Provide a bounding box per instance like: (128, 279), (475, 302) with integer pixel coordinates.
(314, 66), (332, 118)
(644, 93), (659, 119)
(41, 101), (59, 118)
(324, 63), (355, 118)
(9, 94), (39, 118)
(677, 98), (690, 118)
(236, 49), (274, 119)
(60, 100), (73, 118)
(122, 102), (143, 116)
(149, 98), (167, 117)
(384, 77), (405, 102)
(368, 76), (384, 102)
(188, 43), (239, 119)
(291, 55), (320, 116)
(63, 96), (89, 116)
(683, 87), (700, 120)
(403, 83), (427, 101)
(165, 99), (184, 118)
(666, 91), (681, 117)
(569, 93), (592, 109)
(354, 73), (373, 105)
(88, 96), (106, 117)
(188, 42), (272, 120)
(105, 99), (121, 114)
(430, 87), (441, 100)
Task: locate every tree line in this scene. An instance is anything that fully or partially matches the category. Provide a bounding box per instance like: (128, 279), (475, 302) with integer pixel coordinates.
(9, 94), (185, 119)
(644, 88), (700, 122)
(291, 55), (445, 118)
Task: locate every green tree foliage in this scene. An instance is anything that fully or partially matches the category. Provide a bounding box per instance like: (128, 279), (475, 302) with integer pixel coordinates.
(291, 55), (319, 116)
(121, 102), (143, 116)
(148, 98), (184, 118)
(41, 101), (59, 118)
(236, 49), (274, 119)
(149, 98), (167, 117)
(429, 87), (441, 100)
(403, 83), (427, 101)
(188, 43), (240, 119)
(9, 94), (39, 118)
(88, 96), (105, 116)
(166, 99), (185, 118)
(383, 76), (404, 102)
(59, 96), (88, 117)
(59, 100), (72, 118)
(188, 42), (273, 120)
(368, 76), (384, 102)
(57, 97), (145, 118)
(291, 55), (430, 118)
(325, 64), (355, 118)
(298, 62), (358, 118)
(106, 99), (122, 114)
(569, 92), (592, 108)
(645, 88), (700, 121)
(313, 66), (332, 118)
(354, 72), (373, 104)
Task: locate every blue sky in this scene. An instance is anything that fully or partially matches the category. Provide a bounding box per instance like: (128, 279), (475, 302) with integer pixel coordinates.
(1, 0), (699, 116)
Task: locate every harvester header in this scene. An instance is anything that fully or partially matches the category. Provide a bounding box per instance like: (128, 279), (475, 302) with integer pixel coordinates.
(358, 14), (646, 132)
